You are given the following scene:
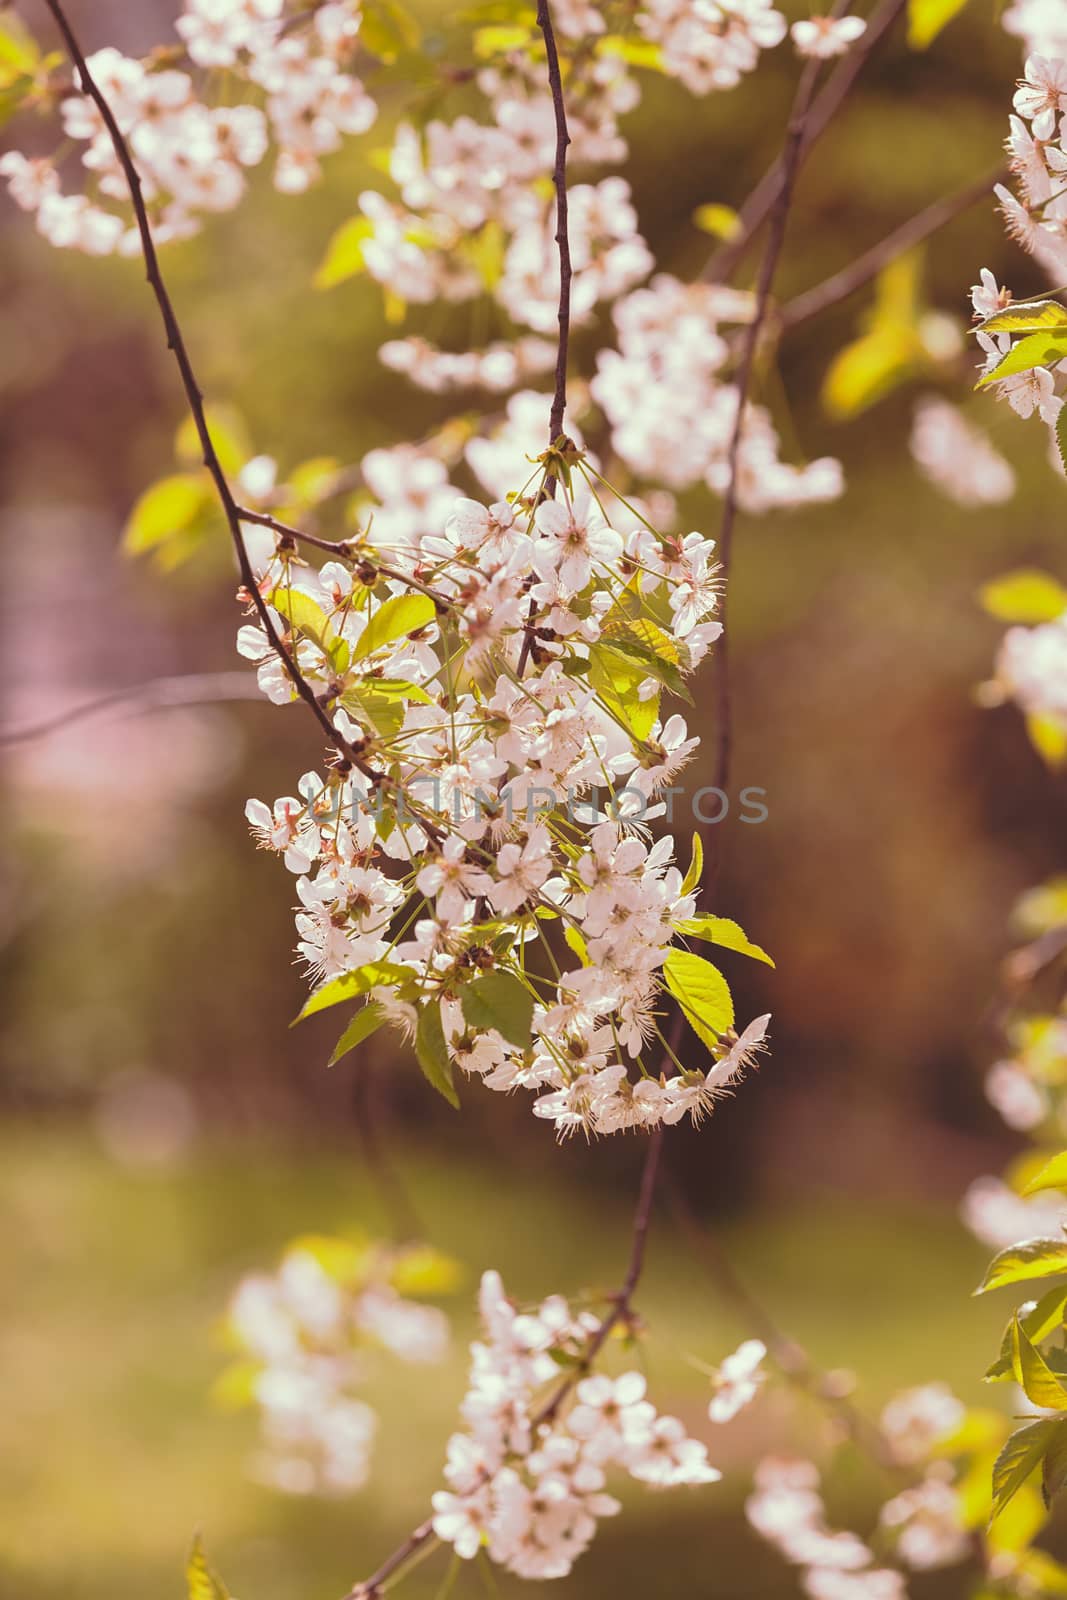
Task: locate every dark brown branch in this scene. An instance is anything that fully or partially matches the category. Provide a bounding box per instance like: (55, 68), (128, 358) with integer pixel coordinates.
(779, 165), (1005, 331)
(704, 0), (908, 286)
(341, 1128), (663, 1599)
(536, 0), (572, 454)
(235, 505), (454, 610)
(709, 51), (825, 863)
(38, 0), (396, 805)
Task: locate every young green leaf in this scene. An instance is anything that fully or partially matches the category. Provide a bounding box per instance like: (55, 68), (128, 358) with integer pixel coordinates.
(328, 1000), (388, 1066)
(353, 593), (437, 660)
(906, 0), (970, 48)
(1012, 1314), (1067, 1409)
(991, 1420), (1060, 1523)
(1025, 1150), (1067, 1197)
(564, 925), (590, 967)
(123, 473), (211, 555)
(270, 586), (349, 672)
(976, 1237), (1067, 1295)
(663, 951), (735, 1049)
(673, 915), (775, 967)
(461, 970), (534, 1050)
(987, 1286), (1067, 1380)
(294, 962), (411, 1023)
(588, 642), (659, 741)
(979, 571), (1067, 625)
(187, 1534), (230, 1600)
(681, 832), (703, 896)
(1043, 1422), (1067, 1510)
(415, 998), (459, 1108)
(976, 329), (1067, 389)
(978, 301), (1067, 335)
(314, 215), (375, 290)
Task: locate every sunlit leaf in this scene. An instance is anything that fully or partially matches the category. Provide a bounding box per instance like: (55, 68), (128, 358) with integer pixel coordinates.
(681, 832), (703, 896)
(987, 1285), (1067, 1380)
(979, 300), (1067, 335)
(328, 1000), (387, 1066)
(976, 329), (1067, 389)
(991, 1419), (1059, 1522)
(0, 12), (40, 85)
(473, 22), (535, 55)
(1027, 714), (1067, 768)
(175, 404), (251, 476)
(564, 925), (590, 967)
(692, 203), (740, 241)
(1043, 1421), (1067, 1509)
(1013, 1314), (1067, 1408)
(907, 0), (970, 48)
(461, 970), (534, 1049)
(980, 570), (1067, 624)
(674, 915), (775, 967)
(187, 1534), (230, 1600)
(1025, 1150), (1067, 1197)
(390, 1245), (463, 1297)
(354, 593), (437, 660)
(596, 33), (665, 69)
(123, 474), (212, 555)
(976, 1237), (1067, 1295)
(269, 586), (350, 673)
(588, 642), (659, 740)
(314, 216), (375, 290)
(663, 950), (735, 1050)
(415, 998), (459, 1108)
(295, 962), (412, 1022)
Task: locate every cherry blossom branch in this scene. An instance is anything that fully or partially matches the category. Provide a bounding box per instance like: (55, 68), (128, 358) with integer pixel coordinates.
(340, 1128), (663, 1599)
(704, 0), (908, 286)
(0, 672), (265, 747)
(36, 0), (402, 805)
(779, 165), (1006, 331)
(235, 505), (455, 610)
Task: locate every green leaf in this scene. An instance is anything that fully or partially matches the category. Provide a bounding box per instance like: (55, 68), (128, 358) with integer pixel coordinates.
(823, 255), (926, 419)
(314, 216), (374, 290)
(991, 1420), (1060, 1523)
(976, 329), (1067, 388)
(564, 925), (590, 967)
(0, 12), (40, 84)
(123, 473), (211, 555)
(595, 33), (665, 69)
(673, 915), (775, 967)
(601, 618), (691, 702)
(295, 962), (411, 1023)
(1057, 398), (1067, 476)
(1013, 1314), (1067, 1408)
(328, 1000), (387, 1066)
(681, 832), (703, 896)
(692, 203), (740, 242)
(980, 570), (1067, 624)
(1027, 713), (1067, 768)
(187, 1534), (230, 1600)
(663, 951), (735, 1051)
(1026, 1150), (1067, 1197)
(415, 998), (459, 1108)
(473, 22), (535, 55)
(979, 300), (1067, 335)
(987, 1285), (1067, 1380)
(589, 643), (658, 741)
(269, 586), (349, 673)
(906, 0), (970, 47)
(0, 71), (32, 128)
(458, 219), (506, 290)
(976, 1237), (1067, 1295)
(354, 593), (437, 661)
(389, 1244), (463, 1296)
(461, 970), (534, 1050)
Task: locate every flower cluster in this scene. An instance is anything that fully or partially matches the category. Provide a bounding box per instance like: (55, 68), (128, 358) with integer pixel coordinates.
(430, 1270), (719, 1578)
(909, 395), (1015, 507)
(0, 2), (375, 252)
(592, 274), (845, 513)
(637, 0), (787, 93)
(241, 446), (773, 1133)
(747, 1457), (909, 1599)
(222, 1234), (453, 1495)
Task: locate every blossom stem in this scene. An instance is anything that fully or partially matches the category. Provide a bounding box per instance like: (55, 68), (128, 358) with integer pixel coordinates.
(535, 0), (571, 455)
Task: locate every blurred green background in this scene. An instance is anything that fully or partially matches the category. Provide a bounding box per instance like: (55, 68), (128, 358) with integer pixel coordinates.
(1, 0), (1063, 1595)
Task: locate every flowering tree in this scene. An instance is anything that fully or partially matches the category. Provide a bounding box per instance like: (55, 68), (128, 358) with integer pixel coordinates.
(7, 0), (1067, 1594)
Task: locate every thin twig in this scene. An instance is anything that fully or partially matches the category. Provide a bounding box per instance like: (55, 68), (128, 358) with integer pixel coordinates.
(39, 0), (399, 808)
(0, 672), (264, 747)
(341, 1129), (664, 1600)
(536, 0), (571, 454)
(779, 165), (1005, 331)
(704, 0), (907, 286)
(709, 51), (825, 868)
(663, 1171), (901, 1473)
(236, 505), (454, 610)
